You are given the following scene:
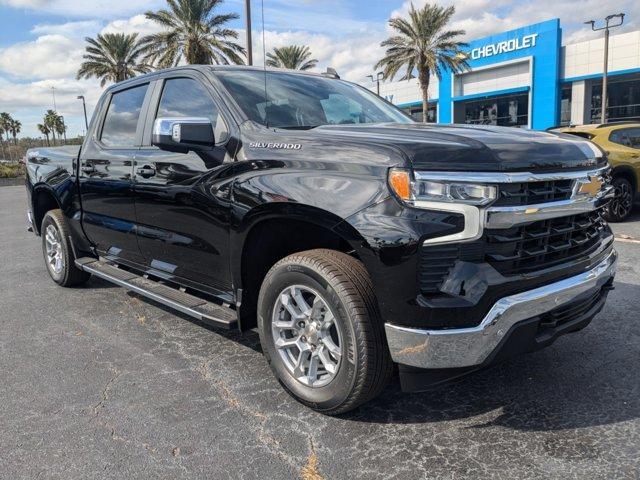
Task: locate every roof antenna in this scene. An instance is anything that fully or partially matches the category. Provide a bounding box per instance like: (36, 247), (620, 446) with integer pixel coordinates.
(261, 0), (269, 128)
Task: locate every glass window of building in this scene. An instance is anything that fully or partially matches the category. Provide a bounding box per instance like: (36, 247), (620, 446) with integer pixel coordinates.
(403, 104), (437, 122)
(590, 73), (640, 124)
(560, 86), (572, 125)
(456, 93), (529, 127)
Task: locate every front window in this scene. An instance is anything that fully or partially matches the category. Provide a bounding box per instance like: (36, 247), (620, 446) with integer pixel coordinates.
(215, 69), (412, 129)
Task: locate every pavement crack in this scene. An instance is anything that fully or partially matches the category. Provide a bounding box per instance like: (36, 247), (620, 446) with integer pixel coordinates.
(92, 367), (120, 417)
(301, 438), (324, 480)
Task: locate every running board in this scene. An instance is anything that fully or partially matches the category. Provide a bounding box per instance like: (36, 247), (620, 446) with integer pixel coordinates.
(75, 257), (237, 329)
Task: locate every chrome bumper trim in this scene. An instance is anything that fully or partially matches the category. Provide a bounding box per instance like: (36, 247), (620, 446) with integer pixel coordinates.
(485, 185), (614, 229)
(385, 249), (617, 369)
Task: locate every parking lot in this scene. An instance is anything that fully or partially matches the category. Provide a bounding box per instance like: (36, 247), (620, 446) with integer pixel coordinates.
(1, 184), (639, 479)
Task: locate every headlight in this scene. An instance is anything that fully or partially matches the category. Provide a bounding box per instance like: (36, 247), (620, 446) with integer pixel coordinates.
(388, 168), (497, 206)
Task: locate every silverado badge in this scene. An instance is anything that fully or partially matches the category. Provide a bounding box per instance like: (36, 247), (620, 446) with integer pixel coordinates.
(249, 142), (302, 150)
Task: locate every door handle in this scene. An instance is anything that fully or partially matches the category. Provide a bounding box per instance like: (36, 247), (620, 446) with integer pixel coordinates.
(136, 165), (156, 178)
(81, 164), (96, 174)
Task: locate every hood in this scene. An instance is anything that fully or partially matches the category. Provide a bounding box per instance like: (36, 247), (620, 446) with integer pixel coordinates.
(312, 123), (604, 172)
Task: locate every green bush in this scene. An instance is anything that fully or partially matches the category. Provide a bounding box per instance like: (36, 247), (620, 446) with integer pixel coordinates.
(0, 162), (25, 178)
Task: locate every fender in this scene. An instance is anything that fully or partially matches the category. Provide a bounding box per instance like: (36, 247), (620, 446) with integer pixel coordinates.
(229, 200), (365, 292)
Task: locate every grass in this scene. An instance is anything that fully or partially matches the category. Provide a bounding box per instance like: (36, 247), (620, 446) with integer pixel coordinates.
(0, 162), (25, 178)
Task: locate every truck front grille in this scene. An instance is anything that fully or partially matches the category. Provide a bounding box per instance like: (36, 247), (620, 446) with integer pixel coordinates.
(493, 179), (574, 207)
(483, 208), (608, 275)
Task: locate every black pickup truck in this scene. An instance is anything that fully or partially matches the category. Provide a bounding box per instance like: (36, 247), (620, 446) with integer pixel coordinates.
(26, 66), (617, 414)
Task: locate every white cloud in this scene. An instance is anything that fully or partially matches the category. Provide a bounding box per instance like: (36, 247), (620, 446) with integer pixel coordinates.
(0, 76), (103, 136)
(101, 14), (165, 37)
(0, 34), (84, 80)
(31, 20), (102, 38)
(391, 0), (640, 44)
(0, 0), (163, 18)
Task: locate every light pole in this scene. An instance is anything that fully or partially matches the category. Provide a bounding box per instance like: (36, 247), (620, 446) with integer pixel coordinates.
(585, 13), (625, 124)
(367, 72), (383, 96)
(50, 86), (57, 111)
(77, 95), (89, 131)
(245, 0), (253, 65)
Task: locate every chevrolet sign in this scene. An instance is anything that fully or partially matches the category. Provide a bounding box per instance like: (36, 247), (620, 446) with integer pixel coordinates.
(470, 33), (539, 60)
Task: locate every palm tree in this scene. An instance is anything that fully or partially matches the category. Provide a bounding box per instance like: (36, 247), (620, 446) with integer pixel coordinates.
(0, 113), (12, 144)
(376, 3), (469, 122)
(37, 123), (51, 147)
(53, 115), (66, 144)
(141, 0), (245, 67)
(265, 45), (318, 71)
(77, 33), (151, 87)
(0, 123), (5, 160)
(44, 110), (59, 146)
(10, 119), (21, 145)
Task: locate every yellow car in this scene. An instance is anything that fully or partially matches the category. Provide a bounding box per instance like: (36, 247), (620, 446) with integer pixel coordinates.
(551, 122), (640, 222)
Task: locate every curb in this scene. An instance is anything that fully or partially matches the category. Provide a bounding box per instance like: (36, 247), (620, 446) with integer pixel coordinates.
(0, 177), (25, 187)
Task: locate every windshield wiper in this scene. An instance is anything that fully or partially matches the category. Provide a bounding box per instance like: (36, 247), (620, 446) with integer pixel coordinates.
(277, 125), (320, 130)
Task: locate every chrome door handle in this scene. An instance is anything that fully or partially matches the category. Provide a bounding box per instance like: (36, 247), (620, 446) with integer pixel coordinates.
(81, 165), (95, 174)
(136, 165), (156, 178)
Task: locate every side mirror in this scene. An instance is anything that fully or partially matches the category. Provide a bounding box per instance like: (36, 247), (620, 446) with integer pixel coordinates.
(152, 117), (215, 153)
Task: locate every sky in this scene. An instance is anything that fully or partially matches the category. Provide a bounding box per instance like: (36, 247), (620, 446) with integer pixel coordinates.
(0, 0), (639, 139)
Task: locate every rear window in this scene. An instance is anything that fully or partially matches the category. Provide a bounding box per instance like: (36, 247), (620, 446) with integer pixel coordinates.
(101, 84), (148, 147)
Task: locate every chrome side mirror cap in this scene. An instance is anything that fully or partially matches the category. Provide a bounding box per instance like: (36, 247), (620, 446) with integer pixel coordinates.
(152, 117), (215, 153)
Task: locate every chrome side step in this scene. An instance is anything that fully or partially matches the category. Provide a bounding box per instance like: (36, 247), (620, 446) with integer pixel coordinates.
(75, 257), (237, 329)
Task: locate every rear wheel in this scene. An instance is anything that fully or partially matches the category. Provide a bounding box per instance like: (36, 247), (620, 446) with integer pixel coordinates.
(41, 210), (91, 287)
(257, 249), (393, 415)
(604, 176), (634, 222)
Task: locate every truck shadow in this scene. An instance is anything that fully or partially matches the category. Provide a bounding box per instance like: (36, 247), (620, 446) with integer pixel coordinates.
(342, 280), (640, 432)
(122, 279), (639, 433)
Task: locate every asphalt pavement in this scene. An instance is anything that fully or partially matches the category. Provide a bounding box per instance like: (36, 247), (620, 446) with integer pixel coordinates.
(1, 185), (639, 479)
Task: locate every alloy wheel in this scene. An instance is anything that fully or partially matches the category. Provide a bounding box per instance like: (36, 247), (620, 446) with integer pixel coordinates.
(611, 181), (633, 220)
(45, 224), (64, 275)
(271, 285), (343, 387)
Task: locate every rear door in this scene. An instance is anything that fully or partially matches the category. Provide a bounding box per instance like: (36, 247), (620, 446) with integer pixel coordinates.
(79, 82), (153, 264)
(133, 72), (238, 297)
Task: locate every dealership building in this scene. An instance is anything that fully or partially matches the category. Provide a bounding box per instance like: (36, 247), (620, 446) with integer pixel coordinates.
(377, 18), (640, 130)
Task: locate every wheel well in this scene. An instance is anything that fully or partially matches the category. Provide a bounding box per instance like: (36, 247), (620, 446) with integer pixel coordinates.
(612, 167), (637, 193)
(239, 218), (355, 329)
(32, 189), (60, 234)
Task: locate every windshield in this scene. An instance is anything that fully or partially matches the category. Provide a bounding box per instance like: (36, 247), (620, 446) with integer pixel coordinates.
(215, 69), (412, 129)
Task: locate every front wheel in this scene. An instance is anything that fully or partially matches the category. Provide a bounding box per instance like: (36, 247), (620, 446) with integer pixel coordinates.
(257, 249), (393, 415)
(604, 177), (635, 222)
(41, 210), (91, 287)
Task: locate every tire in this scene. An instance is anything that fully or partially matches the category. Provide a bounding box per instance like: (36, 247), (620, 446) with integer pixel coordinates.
(41, 209), (91, 287)
(257, 249), (393, 415)
(604, 176), (635, 222)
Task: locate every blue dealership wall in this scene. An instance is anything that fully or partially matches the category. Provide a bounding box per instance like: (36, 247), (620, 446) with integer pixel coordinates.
(438, 19), (562, 130)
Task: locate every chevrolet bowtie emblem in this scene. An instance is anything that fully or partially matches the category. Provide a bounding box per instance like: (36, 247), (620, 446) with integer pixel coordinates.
(578, 177), (603, 197)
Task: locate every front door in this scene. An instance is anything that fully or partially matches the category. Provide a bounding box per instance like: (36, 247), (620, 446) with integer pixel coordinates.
(80, 82), (151, 264)
(133, 75), (237, 297)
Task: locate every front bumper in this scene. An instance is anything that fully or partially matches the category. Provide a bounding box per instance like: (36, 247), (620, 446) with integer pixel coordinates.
(385, 248), (617, 370)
